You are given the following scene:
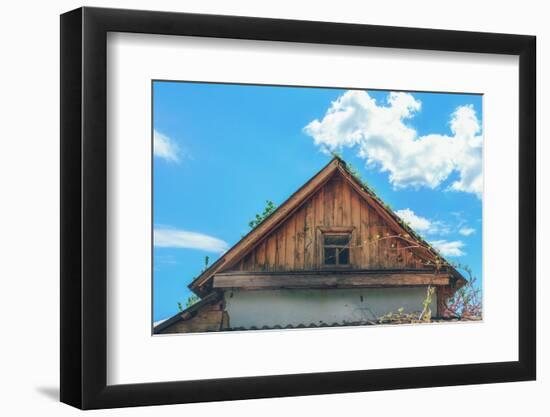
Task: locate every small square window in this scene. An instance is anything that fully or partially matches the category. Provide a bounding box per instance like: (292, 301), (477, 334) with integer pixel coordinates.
(323, 233), (351, 266)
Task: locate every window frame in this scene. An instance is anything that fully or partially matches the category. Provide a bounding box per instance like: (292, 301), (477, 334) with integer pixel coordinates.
(317, 226), (355, 269)
(323, 233), (351, 267)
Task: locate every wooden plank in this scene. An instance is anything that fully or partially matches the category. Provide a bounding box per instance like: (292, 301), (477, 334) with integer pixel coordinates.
(315, 187), (324, 228)
(388, 234), (398, 267)
(314, 188), (324, 267)
(317, 187), (325, 227)
(335, 177), (344, 225)
(380, 225), (390, 268)
(370, 212), (380, 268)
(399, 232), (415, 268)
(256, 240), (266, 271)
(360, 196), (370, 268)
(380, 225), (393, 268)
(285, 215), (296, 270)
(214, 272), (450, 289)
(323, 178), (334, 226)
(350, 190), (361, 268)
(395, 239), (405, 267)
(332, 177), (339, 226)
(342, 179), (351, 226)
(294, 206), (305, 269)
(242, 250), (254, 270)
(275, 228), (285, 270)
(402, 244), (411, 268)
(304, 199), (314, 269)
(265, 233), (276, 271)
(378, 218), (388, 268)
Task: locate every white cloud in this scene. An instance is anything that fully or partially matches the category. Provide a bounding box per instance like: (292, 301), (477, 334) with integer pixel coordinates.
(429, 240), (465, 257)
(154, 227), (228, 253)
(458, 227), (476, 236)
(395, 208), (448, 235)
(304, 91), (483, 197)
(154, 130), (180, 163)
(395, 208), (431, 232)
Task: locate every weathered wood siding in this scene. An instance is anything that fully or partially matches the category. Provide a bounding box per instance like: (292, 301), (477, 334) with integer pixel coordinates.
(158, 300), (229, 334)
(229, 175), (428, 272)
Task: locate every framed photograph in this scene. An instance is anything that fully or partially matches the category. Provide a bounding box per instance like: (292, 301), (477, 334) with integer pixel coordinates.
(60, 6), (536, 409)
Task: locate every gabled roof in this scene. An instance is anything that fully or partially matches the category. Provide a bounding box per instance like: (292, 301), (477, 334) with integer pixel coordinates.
(189, 157), (466, 296)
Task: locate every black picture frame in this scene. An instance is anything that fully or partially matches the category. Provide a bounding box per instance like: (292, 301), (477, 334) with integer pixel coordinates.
(60, 6), (536, 410)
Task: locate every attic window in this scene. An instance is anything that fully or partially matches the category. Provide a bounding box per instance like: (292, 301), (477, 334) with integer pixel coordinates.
(323, 234), (351, 266)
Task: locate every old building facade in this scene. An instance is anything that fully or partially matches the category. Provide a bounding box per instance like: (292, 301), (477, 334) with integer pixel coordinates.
(155, 157), (466, 334)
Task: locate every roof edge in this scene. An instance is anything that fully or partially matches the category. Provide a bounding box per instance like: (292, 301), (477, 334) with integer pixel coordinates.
(153, 292), (221, 334)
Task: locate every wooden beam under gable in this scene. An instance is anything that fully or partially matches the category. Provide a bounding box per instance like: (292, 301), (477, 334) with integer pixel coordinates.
(214, 271), (450, 290)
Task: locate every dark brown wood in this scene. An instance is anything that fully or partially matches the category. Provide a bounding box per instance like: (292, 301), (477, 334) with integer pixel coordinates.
(295, 207), (305, 268)
(304, 199), (314, 269)
(351, 191), (362, 267)
(285, 215), (296, 270)
(266, 231), (276, 271)
(256, 240), (266, 271)
(213, 271), (450, 289)
(232, 175), (437, 273)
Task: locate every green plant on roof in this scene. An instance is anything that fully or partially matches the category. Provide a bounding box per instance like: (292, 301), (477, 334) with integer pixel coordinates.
(176, 294), (201, 312)
(344, 160), (361, 181)
(202, 255), (210, 272)
(336, 154), (383, 198)
(248, 200), (277, 229)
(186, 294), (200, 308)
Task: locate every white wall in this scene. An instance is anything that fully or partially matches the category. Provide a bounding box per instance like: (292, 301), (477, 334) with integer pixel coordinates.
(226, 288), (437, 328)
(0, 1), (546, 416)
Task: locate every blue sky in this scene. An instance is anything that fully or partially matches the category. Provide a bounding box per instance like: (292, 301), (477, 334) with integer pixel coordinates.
(153, 81), (483, 323)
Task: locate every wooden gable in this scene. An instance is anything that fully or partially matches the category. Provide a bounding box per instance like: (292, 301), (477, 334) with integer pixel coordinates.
(189, 157), (464, 296)
(229, 173), (428, 272)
